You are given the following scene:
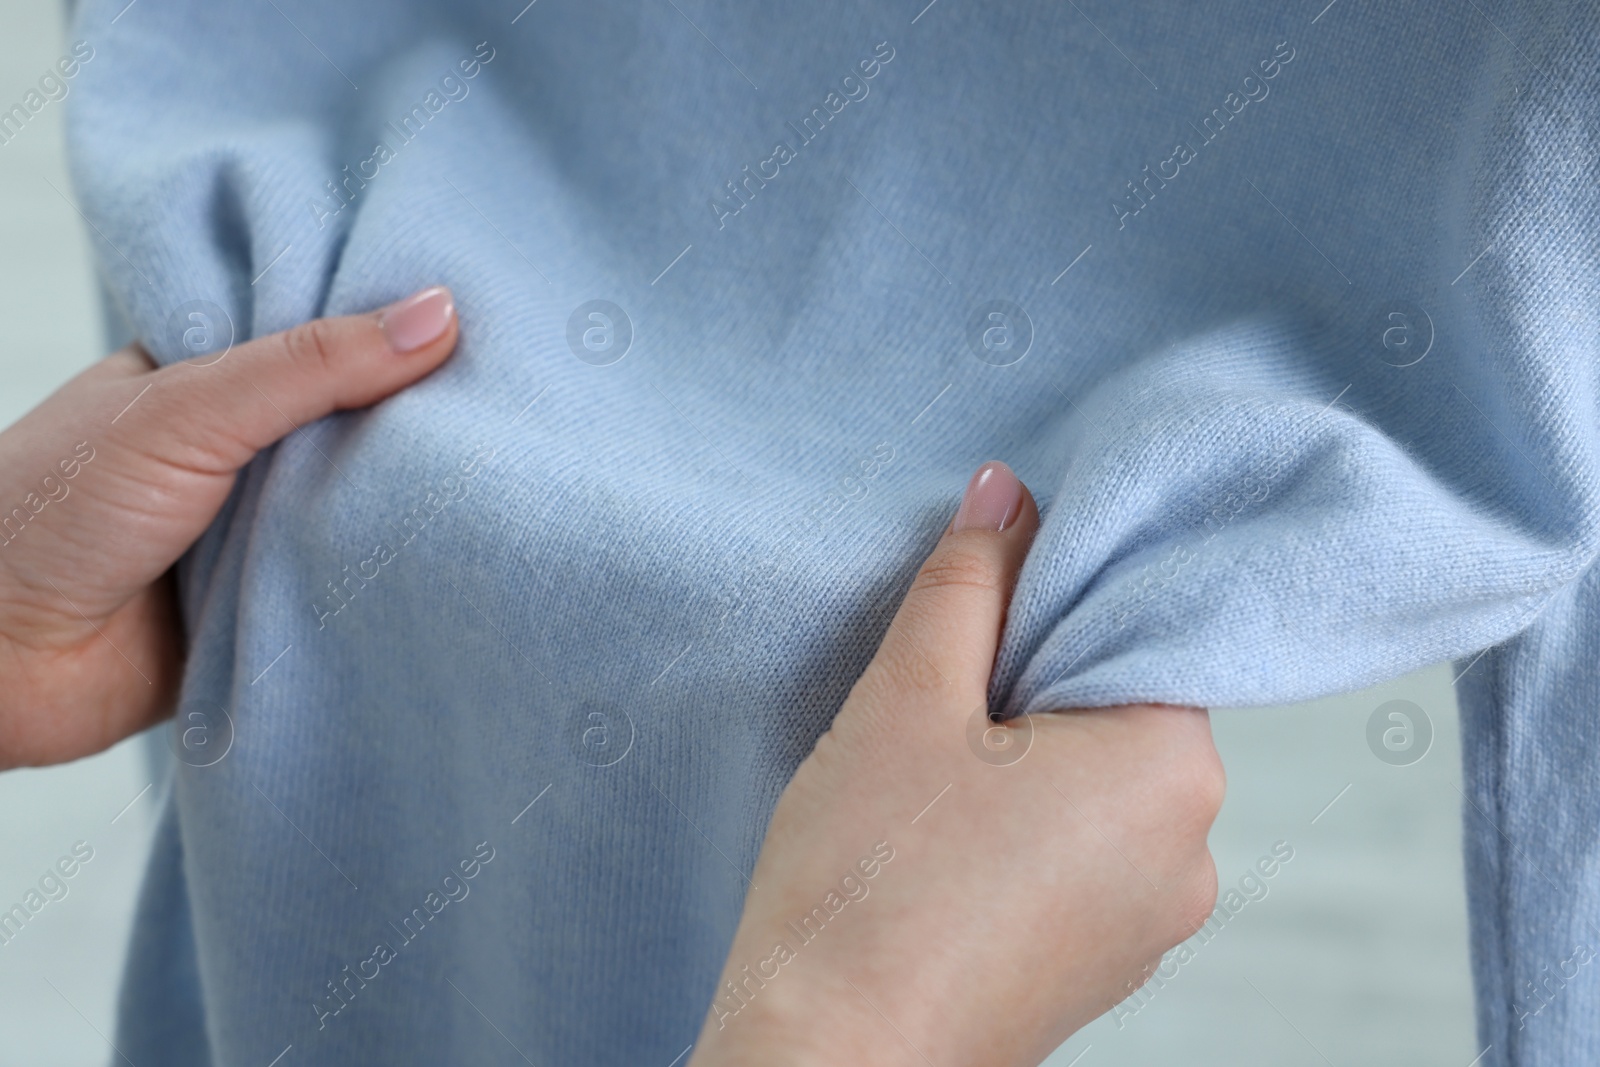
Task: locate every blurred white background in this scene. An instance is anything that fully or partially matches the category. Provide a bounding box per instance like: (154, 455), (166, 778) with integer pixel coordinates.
(0, 3), (1477, 1064)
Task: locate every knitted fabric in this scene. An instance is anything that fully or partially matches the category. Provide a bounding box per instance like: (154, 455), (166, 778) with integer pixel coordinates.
(64, 1), (1600, 1063)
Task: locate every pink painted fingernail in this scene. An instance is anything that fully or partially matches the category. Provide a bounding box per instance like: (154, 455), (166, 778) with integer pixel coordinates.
(952, 461), (1023, 533)
(377, 287), (454, 353)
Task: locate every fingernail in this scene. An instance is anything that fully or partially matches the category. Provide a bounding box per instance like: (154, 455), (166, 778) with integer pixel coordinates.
(952, 461), (1023, 533)
(377, 287), (454, 353)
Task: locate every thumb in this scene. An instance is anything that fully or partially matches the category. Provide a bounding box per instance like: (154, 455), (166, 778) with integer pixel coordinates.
(124, 286), (458, 471)
(858, 461), (1040, 715)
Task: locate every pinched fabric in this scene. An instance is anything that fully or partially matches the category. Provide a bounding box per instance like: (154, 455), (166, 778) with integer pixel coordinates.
(65, 0), (1600, 1063)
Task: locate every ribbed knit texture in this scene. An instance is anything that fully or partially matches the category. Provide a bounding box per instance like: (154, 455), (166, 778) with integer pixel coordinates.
(65, 1), (1599, 1063)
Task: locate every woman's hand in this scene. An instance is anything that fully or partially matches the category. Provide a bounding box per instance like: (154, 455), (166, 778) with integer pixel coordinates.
(691, 462), (1224, 1067)
(0, 287), (458, 769)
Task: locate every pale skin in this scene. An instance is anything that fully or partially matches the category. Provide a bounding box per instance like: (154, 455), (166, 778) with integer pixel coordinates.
(0, 286), (459, 766)
(0, 288), (1224, 1064)
(687, 464), (1223, 1066)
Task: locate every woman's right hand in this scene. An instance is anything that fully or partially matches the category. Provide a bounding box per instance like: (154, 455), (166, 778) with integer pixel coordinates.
(0, 287), (458, 769)
(691, 461), (1224, 1067)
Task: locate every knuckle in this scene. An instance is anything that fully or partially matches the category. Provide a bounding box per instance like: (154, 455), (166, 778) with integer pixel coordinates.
(1179, 743), (1227, 825)
(1141, 709), (1226, 830)
(908, 545), (1005, 600)
(281, 318), (343, 380)
(1171, 850), (1220, 941)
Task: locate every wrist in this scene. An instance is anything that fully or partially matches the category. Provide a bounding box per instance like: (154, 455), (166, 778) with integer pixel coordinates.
(688, 955), (935, 1067)
(689, 998), (873, 1067)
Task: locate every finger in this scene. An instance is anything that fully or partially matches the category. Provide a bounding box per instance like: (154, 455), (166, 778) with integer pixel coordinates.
(859, 461), (1040, 712)
(122, 286), (458, 472)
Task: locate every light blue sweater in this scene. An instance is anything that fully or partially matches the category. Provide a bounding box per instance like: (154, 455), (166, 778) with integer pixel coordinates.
(64, 0), (1600, 1063)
